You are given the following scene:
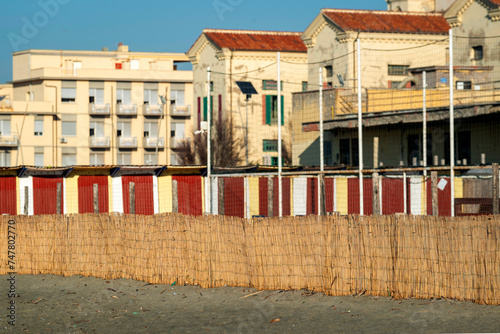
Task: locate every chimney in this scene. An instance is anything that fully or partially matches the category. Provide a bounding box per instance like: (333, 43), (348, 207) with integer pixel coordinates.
(117, 42), (129, 52)
(102, 47), (109, 51)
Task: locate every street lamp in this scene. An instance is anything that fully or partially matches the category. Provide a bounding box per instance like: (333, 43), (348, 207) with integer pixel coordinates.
(157, 95), (167, 165)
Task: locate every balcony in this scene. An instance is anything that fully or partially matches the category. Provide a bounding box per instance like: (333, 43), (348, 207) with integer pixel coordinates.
(0, 134), (18, 147)
(171, 105), (191, 117)
(116, 103), (137, 116)
(117, 136), (137, 149)
(89, 103), (110, 116)
(143, 104), (163, 116)
(88, 136), (110, 149)
(143, 137), (165, 149)
(170, 137), (186, 149)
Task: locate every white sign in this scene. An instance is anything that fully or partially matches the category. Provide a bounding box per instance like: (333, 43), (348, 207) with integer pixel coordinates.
(437, 178), (448, 191)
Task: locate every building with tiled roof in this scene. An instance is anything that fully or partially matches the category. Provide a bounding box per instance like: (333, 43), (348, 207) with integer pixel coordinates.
(187, 29), (308, 166)
(293, 1), (500, 169)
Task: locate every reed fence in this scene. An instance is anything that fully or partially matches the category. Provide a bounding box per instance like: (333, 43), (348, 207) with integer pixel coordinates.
(1, 214), (499, 305)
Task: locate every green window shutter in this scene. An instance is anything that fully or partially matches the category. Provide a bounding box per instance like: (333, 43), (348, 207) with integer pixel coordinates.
(265, 95), (272, 125)
(280, 95), (284, 126)
(203, 97), (213, 123)
(203, 97), (207, 121)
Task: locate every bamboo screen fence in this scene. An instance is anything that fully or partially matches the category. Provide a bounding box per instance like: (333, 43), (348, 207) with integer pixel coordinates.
(1, 213), (499, 305)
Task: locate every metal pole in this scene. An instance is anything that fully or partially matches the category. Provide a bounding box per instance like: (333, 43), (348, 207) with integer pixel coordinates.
(245, 97), (249, 166)
(449, 29), (455, 217)
(207, 67), (212, 214)
(319, 67), (324, 213)
(277, 52), (282, 218)
(403, 172), (407, 214)
(423, 71), (427, 177)
(357, 38), (364, 215)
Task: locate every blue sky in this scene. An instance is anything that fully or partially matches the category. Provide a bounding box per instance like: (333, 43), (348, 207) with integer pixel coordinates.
(0, 0), (386, 84)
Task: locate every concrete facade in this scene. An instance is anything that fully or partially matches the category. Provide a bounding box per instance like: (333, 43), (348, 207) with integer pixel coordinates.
(0, 45), (193, 167)
(187, 29), (308, 166)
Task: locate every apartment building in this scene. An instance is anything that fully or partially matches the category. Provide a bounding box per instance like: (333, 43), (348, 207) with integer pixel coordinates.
(187, 29), (308, 166)
(0, 44), (193, 167)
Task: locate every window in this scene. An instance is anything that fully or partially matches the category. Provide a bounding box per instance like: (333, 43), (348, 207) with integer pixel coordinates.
(263, 95), (284, 125)
(170, 153), (179, 166)
(144, 88), (159, 105)
(61, 148), (76, 166)
(263, 140), (280, 152)
(271, 157), (278, 166)
(144, 152), (158, 165)
(116, 83), (132, 104)
(0, 151), (11, 167)
(388, 65), (409, 76)
(89, 82), (104, 104)
(456, 81), (472, 90)
(171, 90), (185, 106)
(262, 80), (283, 91)
(118, 152), (131, 165)
(324, 65), (333, 77)
(89, 120), (104, 137)
(144, 121), (158, 138)
(471, 46), (483, 61)
(302, 81), (308, 92)
(90, 152), (104, 166)
(34, 148), (44, 166)
(0, 117), (11, 136)
(61, 81), (76, 102)
(61, 115), (77, 136)
(171, 122), (185, 139)
(117, 121), (131, 137)
(34, 116), (43, 136)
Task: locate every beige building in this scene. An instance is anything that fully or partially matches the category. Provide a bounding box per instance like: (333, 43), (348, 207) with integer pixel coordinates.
(294, 7), (451, 166)
(293, 0), (500, 167)
(187, 29), (308, 166)
(0, 44), (193, 167)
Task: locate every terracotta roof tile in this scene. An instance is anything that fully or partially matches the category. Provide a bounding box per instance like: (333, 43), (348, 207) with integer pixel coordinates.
(203, 29), (307, 52)
(490, 0), (500, 5)
(322, 9), (450, 34)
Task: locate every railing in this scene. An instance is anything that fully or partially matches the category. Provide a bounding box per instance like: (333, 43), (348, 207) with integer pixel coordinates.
(171, 105), (191, 116)
(0, 134), (18, 147)
(143, 137), (164, 149)
(117, 136), (137, 148)
(116, 103), (137, 116)
(143, 104), (162, 116)
(88, 103), (110, 115)
(170, 137), (185, 148)
(88, 136), (110, 148)
(329, 86), (500, 117)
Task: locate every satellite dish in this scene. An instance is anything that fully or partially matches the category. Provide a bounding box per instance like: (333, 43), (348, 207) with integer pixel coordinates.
(337, 74), (345, 87)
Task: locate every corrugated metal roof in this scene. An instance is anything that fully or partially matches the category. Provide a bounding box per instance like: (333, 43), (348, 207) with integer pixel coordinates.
(203, 29), (307, 52)
(322, 9), (450, 34)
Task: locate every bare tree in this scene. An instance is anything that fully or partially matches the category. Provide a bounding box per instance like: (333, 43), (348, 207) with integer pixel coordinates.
(175, 115), (243, 167)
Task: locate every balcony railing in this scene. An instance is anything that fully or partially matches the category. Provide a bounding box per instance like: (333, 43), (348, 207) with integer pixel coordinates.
(171, 105), (191, 116)
(116, 103), (137, 116)
(88, 103), (110, 115)
(143, 104), (162, 116)
(0, 134), (18, 147)
(170, 137), (186, 148)
(88, 136), (110, 148)
(117, 136), (137, 148)
(143, 137), (165, 149)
